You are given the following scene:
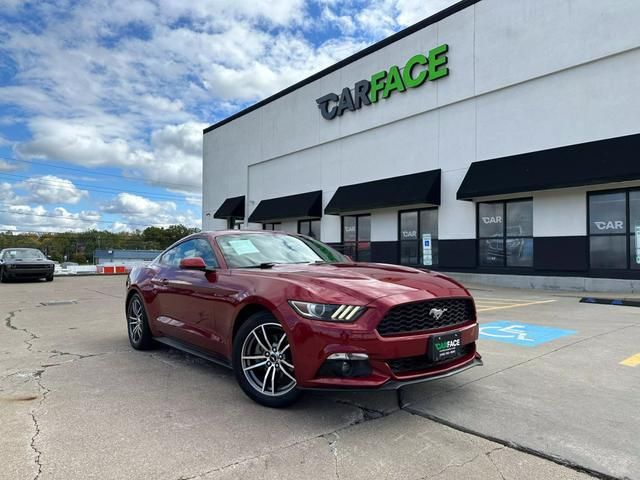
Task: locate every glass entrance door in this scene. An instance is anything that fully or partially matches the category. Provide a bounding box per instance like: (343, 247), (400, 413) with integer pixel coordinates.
(342, 215), (371, 261)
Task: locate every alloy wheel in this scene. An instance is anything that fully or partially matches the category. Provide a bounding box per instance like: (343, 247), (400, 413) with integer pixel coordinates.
(241, 322), (296, 396)
(128, 297), (144, 344)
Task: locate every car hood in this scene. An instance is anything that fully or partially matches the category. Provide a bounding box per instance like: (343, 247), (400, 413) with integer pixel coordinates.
(232, 262), (469, 304)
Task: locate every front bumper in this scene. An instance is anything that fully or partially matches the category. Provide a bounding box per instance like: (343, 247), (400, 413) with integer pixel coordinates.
(276, 292), (481, 390)
(4, 267), (53, 278)
(301, 356), (483, 391)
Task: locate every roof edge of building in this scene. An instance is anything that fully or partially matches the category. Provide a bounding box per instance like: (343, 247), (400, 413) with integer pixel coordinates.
(203, 0), (481, 135)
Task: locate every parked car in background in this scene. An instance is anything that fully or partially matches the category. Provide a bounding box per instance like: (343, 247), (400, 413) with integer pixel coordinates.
(0, 248), (55, 282)
(126, 231), (481, 407)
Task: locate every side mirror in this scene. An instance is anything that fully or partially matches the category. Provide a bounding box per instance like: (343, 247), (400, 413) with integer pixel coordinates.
(179, 257), (207, 271)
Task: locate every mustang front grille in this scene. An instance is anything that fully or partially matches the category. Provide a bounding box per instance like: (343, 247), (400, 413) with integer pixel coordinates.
(376, 298), (475, 336)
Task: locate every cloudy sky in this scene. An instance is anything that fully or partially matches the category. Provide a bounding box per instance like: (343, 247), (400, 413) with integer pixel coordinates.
(0, 0), (456, 233)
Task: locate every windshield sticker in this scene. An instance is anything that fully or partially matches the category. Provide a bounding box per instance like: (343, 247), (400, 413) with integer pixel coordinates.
(228, 239), (260, 255)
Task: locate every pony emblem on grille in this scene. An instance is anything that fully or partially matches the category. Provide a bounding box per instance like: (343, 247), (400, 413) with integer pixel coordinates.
(429, 308), (447, 320)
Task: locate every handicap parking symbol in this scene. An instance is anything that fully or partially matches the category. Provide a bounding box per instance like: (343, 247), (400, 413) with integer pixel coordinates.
(479, 321), (575, 347)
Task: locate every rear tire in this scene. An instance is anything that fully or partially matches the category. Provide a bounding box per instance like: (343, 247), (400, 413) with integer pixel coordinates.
(233, 311), (301, 408)
(126, 293), (154, 350)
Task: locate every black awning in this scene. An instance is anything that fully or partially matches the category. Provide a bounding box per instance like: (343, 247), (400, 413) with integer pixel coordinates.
(213, 195), (245, 219)
(248, 190), (322, 223)
(324, 170), (441, 215)
(457, 133), (640, 200)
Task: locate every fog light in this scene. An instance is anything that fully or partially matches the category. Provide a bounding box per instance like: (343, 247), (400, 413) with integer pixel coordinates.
(318, 353), (372, 378)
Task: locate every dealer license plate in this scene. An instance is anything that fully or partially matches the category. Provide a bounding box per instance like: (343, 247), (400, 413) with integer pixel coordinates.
(429, 331), (462, 362)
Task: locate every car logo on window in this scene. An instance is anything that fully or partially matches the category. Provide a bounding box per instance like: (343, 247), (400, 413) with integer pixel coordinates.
(429, 308), (447, 320)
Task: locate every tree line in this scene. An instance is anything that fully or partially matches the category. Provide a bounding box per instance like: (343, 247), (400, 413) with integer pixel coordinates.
(0, 225), (200, 264)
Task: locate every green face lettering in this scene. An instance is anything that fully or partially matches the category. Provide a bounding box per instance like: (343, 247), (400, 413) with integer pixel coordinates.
(428, 43), (449, 81)
(402, 54), (428, 88)
(382, 65), (406, 99)
(369, 70), (387, 103)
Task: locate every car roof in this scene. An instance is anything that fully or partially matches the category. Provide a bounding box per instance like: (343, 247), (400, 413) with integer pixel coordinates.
(158, 230), (298, 255)
(201, 230), (296, 239)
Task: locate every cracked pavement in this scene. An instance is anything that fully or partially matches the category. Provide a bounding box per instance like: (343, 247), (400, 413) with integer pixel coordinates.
(0, 276), (629, 479)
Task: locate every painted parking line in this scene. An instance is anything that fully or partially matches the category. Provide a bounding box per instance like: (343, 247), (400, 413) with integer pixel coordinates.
(620, 353), (640, 367)
(474, 297), (548, 303)
(475, 299), (556, 312)
(479, 321), (576, 347)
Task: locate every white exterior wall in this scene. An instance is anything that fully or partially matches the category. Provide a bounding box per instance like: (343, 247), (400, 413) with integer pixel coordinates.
(203, 0), (640, 245)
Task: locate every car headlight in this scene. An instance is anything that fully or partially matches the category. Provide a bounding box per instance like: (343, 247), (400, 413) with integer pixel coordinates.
(288, 301), (365, 322)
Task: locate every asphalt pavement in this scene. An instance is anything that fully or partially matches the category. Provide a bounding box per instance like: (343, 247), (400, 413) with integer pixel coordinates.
(1, 276), (638, 479)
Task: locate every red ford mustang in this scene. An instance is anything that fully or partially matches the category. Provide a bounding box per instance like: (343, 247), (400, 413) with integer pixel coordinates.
(126, 230), (481, 407)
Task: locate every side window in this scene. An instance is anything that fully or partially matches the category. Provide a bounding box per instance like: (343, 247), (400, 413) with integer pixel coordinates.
(192, 238), (219, 268)
(159, 239), (219, 268)
(160, 246), (179, 266)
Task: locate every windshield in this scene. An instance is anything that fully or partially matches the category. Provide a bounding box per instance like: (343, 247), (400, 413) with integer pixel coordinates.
(2, 249), (46, 260)
(298, 236), (348, 263)
(216, 233), (326, 268)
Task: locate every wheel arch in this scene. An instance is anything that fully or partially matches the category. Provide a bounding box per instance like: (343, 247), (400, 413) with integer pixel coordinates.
(125, 287), (144, 315)
(232, 303), (275, 345)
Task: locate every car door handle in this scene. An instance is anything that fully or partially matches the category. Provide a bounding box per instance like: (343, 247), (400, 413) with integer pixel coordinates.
(151, 278), (168, 286)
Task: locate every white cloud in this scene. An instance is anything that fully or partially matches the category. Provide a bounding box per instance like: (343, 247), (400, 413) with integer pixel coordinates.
(102, 192), (176, 216)
(17, 118), (133, 167)
(0, 0), (457, 233)
(0, 205), (101, 233)
(0, 159), (19, 172)
(17, 120), (205, 192)
(0, 182), (19, 204)
(2, 0), (370, 202)
(395, 0), (458, 26)
(101, 192), (200, 228)
(184, 195), (202, 207)
(20, 175), (89, 205)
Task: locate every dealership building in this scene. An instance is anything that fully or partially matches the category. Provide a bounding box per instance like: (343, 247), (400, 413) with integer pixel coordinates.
(203, 0), (640, 289)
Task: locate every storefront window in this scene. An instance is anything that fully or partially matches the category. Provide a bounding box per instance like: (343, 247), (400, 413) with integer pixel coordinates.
(631, 191), (640, 270)
(262, 223), (281, 231)
(342, 215), (370, 261)
(400, 209), (438, 266)
(589, 193), (626, 235)
(228, 218), (243, 230)
(589, 189), (639, 270)
(478, 199), (533, 267)
(298, 219), (321, 239)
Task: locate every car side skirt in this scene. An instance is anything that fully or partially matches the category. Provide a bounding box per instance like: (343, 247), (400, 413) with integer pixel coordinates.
(154, 336), (232, 370)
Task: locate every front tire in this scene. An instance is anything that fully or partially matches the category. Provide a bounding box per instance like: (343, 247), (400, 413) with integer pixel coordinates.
(45, 274), (54, 282)
(126, 293), (154, 350)
(0, 267), (7, 283)
(233, 312), (301, 408)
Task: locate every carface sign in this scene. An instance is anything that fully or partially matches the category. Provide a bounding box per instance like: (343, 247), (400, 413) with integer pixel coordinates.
(316, 44), (449, 120)
(593, 220), (624, 231)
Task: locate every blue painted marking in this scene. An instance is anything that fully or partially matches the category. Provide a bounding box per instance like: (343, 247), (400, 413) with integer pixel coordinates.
(479, 321), (576, 347)
(612, 299), (623, 305)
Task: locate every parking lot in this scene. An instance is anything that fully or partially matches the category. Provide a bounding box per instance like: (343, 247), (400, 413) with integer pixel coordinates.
(2, 276), (639, 480)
